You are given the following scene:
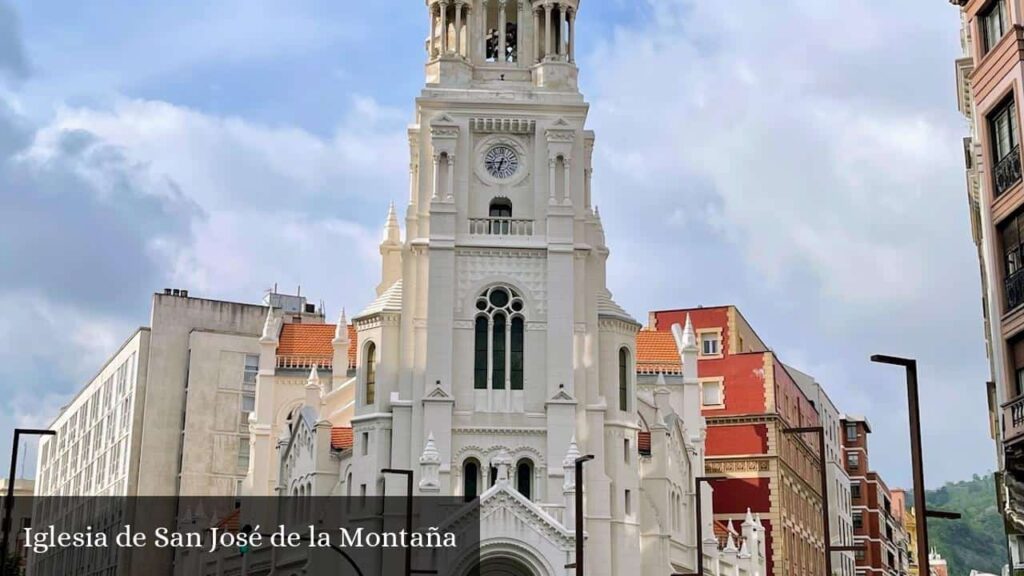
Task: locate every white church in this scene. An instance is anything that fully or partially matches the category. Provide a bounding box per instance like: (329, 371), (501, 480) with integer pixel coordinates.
(240, 2), (767, 575)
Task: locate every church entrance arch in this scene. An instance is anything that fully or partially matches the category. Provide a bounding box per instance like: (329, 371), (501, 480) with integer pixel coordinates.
(467, 555), (537, 576)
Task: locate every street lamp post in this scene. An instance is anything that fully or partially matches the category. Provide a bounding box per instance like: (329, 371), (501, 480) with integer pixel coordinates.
(565, 454), (594, 576)
(673, 476), (725, 576)
(1, 428), (55, 574)
(380, 468), (437, 576)
(870, 355), (961, 576)
(781, 426), (865, 575)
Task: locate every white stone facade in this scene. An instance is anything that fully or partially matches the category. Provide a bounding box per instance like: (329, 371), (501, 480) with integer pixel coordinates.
(256, 2), (768, 575)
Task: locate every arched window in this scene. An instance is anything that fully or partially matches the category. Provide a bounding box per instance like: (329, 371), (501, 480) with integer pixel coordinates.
(364, 343), (377, 405)
(489, 197), (512, 218)
(463, 460), (479, 502)
(473, 287), (526, 391)
(516, 459), (533, 500)
(489, 466), (497, 487)
(619, 347), (630, 411)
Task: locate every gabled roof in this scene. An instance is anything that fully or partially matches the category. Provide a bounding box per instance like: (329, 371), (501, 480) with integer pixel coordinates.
(331, 427), (354, 451)
(636, 330), (682, 375)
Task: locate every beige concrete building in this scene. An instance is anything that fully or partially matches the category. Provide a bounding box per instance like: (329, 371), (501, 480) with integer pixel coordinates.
(35, 289), (323, 498)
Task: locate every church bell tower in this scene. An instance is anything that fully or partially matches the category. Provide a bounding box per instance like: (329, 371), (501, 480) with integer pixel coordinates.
(350, 3), (641, 574)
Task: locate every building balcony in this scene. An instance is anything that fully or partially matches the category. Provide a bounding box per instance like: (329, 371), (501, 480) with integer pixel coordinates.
(468, 217), (534, 237)
(1004, 395), (1024, 445)
(995, 144), (1023, 198)
(1007, 268), (1024, 313)
(276, 355), (333, 370)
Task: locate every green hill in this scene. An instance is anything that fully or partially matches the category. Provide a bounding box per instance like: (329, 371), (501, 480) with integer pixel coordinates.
(908, 473), (1007, 575)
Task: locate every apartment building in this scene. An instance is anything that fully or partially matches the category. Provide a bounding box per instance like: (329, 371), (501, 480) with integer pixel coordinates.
(791, 367), (857, 576)
(644, 306), (826, 576)
(842, 416), (907, 575)
(34, 289), (324, 498)
(951, 0), (1024, 566)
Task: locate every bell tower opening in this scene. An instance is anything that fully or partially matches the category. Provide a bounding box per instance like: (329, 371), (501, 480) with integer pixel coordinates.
(482, 0), (520, 63)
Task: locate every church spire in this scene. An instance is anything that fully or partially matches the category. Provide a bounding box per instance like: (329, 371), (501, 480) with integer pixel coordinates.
(378, 202), (403, 296)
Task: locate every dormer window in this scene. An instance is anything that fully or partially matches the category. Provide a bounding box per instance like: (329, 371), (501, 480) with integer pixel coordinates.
(981, 0), (1009, 54)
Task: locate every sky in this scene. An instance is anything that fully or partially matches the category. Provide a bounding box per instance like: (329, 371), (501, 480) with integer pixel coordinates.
(0, 0), (990, 490)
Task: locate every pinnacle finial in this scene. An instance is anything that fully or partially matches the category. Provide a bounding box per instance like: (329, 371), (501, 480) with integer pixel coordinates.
(563, 435), (581, 467)
(420, 432), (440, 464)
(261, 306), (277, 341)
(725, 532), (738, 552)
(335, 309), (349, 341)
(743, 508), (755, 527)
(307, 364), (320, 387)
(383, 201), (401, 244)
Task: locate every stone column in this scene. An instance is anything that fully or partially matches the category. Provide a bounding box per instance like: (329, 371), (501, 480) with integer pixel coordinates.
(464, 4), (471, 59)
(429, 3), (437, 58)
(567, 8), (574, 62)
(432, 154), (441, 200)
(544, 3), (552, 60)
(446, 154), (456, 201)
(454, 2), (462, 57)
(516, 0), (524, 63)
(481, 0), (489, 60)
(533, 8), (541, 62)
(548, 157), (557, 204)
(562, 157), (572, 206)
(498, 0), (507, 63)
(440, 1), (449, 54)
(555, 3), (563, 57)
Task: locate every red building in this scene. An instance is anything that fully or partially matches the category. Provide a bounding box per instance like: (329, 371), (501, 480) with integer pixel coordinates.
(842, 416), (907, 575)
(644, 306), (826, 576)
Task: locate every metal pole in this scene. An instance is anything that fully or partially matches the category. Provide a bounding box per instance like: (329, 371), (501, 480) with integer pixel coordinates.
(782, 426), (831, 576)
(381, 469), (413, 576)
(574, 455), (594, 576)
(694, 478), (704, 576)
(673, 477), (725, 576)
(871, 355), (929, 574)
(1, 428), (54, 575)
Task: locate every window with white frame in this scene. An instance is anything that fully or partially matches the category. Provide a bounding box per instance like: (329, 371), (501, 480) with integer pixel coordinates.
(699, 331), (721, 357)
(701, 380), (724, 407)
(241, 354), (257, 426)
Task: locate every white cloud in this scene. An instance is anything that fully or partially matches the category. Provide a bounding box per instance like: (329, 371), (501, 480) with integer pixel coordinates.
(586, 0), (987, 486)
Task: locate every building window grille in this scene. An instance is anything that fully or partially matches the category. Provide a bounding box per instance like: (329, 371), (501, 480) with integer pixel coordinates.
(982, 0), (1009, 53)
(990, 96), (1021, 197)
(473, 287), (525, 390)
(1002, 211), (1024, 311)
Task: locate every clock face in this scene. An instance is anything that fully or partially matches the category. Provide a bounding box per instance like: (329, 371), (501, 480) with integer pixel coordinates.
(484, 145), (520, 180)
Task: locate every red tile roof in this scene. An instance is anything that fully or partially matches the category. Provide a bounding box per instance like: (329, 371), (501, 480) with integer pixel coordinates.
(636, 330), (682, 374)
(331, 427), (354, 451)
(276, 323), (357, 370)
(215, 509), (240, 533)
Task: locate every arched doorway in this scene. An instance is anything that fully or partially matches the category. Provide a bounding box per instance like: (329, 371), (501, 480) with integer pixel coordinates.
(468, 555), (536, 576)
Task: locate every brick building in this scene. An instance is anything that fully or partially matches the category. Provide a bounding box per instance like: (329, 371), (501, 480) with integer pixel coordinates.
(644, 306), (827, 576)
(842, 416), (907, 575)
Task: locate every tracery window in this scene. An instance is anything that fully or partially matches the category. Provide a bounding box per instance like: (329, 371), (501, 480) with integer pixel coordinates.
(473, 287), (525, 390)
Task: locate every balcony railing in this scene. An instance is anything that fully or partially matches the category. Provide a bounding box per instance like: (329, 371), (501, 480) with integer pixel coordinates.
(276, 355), (333, 370)
(1007, 268), (1024, 312)
(469, 217), (534, 236)
(994, 144), (1022, 197)
(1003, 395), (1024, 445)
